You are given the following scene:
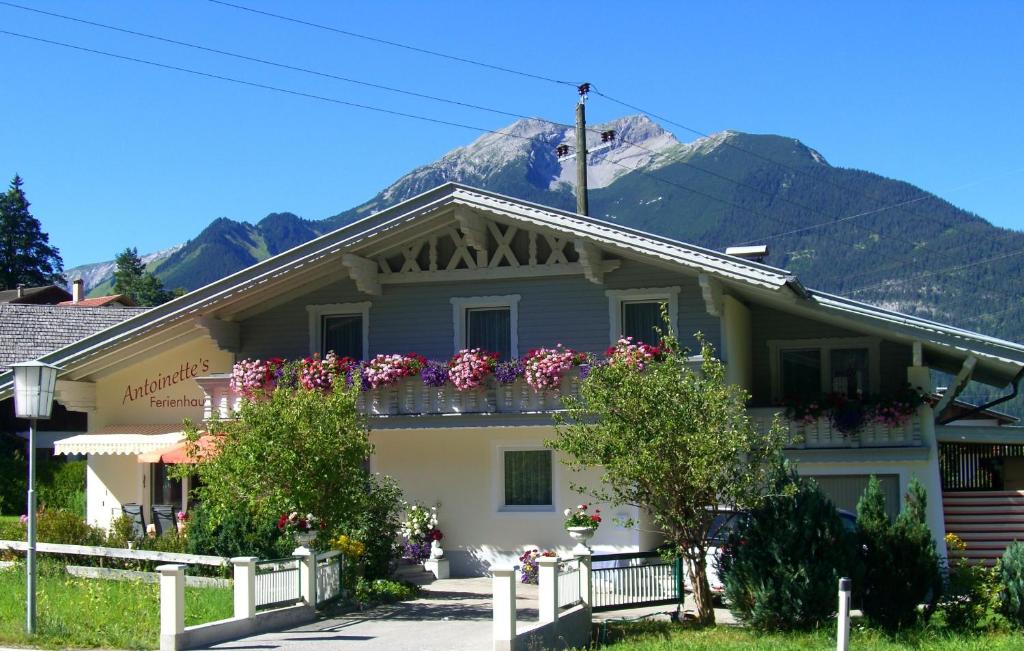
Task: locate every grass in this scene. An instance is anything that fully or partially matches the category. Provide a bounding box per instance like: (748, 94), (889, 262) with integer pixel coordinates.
(0, 561), (233, 649)
(597, 621), (1024, 650)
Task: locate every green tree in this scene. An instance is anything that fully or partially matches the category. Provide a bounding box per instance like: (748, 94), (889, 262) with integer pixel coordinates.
(186, 378), (379, 547)
(113, 247), (173, 306)
(550, 323), (787, 625)
(857, 476), (941, 631)
(0, 175), (63, 289)
(718, 462), (862, 631)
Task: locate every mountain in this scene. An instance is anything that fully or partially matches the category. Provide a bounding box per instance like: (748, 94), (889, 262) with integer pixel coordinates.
(71, 115), (1024, 356)
(66, 243), (183, 294)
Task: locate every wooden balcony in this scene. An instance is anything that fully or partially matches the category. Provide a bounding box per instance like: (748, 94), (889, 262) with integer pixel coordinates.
(195, 370), (586, 421)
(747, 407), (923, 449)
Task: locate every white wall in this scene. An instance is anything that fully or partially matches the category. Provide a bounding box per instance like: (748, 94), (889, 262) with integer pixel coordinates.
(87, 453), (145, 531)
(370, 425), (640, 576)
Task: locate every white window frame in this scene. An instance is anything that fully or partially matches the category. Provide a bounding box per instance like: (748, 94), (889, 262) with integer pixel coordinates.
(306, 302), (371, 359)
(450, 294), (520, 357)
(494, 443), (557, 513)
(767, 337), (881, 402)
(605, 286), (681, 345)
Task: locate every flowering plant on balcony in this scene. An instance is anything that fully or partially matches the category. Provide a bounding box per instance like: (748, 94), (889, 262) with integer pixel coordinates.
(606, 337), (663, 371)
(230, 357), (285, 399)
(448, 348), (498, 391)
(564, 503), (601, 529)
(518, 549), (556, 584)
(298, 352), (349, 392)
(524, 345), (579, 390)
(362, 353), (428, 389)
(420, 361), (450, 387)
(871, 384), (926, 428)
(495, 359), (525, 384)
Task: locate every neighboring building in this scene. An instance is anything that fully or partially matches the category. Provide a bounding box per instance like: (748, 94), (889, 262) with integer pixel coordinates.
(0, 303), (149, 446)
(1, 184), (1022, 573)
(0, 284), (72, 305)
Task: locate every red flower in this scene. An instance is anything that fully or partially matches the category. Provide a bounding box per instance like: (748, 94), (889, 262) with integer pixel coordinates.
(276, 515), (287, 530)
(590, 514), (602, 523)
(430, 529), (444, 542)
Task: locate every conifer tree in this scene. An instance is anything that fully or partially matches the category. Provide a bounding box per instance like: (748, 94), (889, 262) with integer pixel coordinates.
(0, 175), (64, 289)
(113, 246), (174, 306)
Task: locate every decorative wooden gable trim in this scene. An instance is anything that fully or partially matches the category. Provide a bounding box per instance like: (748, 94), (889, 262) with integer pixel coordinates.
(346, 210), (620, 293)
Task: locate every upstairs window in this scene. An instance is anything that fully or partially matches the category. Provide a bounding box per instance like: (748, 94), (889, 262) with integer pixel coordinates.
(322, 314), (363, 359)
(451, 295), (520, 360)
(770, 338), (880, 402)
(622, 301), (663, 345)
(307, 302), (370, 360)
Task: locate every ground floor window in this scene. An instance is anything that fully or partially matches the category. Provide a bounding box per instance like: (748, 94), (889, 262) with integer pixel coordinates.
(151, 462), (182, 508)
(808, 473), (900, 521)
(502, 449), (552, 510)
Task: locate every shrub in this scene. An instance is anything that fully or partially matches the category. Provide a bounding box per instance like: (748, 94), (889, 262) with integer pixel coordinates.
(353, 577), (419, 605)
(346, 474), (404, 581)
(38, 460), (86, 515)
(717, 466), (861, 631)
(857, 476), (941, 631)
(185, 503), (287, 559)
(36, 508), (105, 546)
(106, 514), (139, 547)
(1001, 540), (1024, 626)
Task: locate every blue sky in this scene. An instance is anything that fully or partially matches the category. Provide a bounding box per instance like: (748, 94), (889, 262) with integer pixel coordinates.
(1, 1), (1022, 268)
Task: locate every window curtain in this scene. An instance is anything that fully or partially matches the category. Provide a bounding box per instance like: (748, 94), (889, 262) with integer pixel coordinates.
(622, 301), (662, 344)
(467, 308), (511, 359)
(504, 450), (552, 506)
(322, 314), (362, 359)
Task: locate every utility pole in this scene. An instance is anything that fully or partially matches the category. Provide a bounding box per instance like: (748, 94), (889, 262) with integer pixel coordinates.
(557, 82), (616, 218)
(575, 83), (590, 216)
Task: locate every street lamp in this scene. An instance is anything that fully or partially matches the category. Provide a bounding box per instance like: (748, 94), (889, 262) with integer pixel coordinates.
(11, 361), (59, 635)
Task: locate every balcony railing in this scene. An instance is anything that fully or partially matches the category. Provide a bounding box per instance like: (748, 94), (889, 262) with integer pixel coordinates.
(748, 407), (922, 448)
(195, 370), (586, 420)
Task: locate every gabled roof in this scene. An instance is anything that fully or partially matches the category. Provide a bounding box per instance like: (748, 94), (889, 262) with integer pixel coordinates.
(0, 285), (72, 304)
(0, 303), (149, 370)
(57, 294), (133, 308)
(0, 183), (1021, 392)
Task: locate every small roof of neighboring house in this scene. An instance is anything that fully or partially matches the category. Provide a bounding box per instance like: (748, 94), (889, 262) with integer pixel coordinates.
(0, 285), (72, 304)
(935, 396), (1019, 425)
(0, 183), (1021, 394)
(57, 294), (134, 308)
(0, 303), (149, 370)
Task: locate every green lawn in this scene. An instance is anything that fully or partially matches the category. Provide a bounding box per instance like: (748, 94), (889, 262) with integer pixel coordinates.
(0, 561), (232, 649)
(598, 621), (1024, 650)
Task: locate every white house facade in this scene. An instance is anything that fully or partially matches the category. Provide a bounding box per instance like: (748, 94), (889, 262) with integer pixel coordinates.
(6, 184), (1024, 574)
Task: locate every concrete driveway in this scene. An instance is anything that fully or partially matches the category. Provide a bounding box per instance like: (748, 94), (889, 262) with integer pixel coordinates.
(207, 578), (538, 651)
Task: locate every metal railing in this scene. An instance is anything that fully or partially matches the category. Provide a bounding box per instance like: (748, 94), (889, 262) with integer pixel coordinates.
(557, 558), (581, 608)
(316, 550), (343, 605)
(255, 557), (301, 610)
(591, 551), (682, 610)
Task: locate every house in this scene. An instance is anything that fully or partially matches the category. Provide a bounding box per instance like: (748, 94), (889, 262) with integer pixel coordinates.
(1, 184), (1022, 574)
(0, 279), (133, 308)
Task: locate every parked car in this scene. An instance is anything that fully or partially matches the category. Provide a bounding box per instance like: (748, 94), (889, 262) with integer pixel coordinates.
(704, 508), (857, 597)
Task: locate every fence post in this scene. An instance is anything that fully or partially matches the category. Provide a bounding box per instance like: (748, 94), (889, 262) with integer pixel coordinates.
(157, 564), (185, 651)
(537, 556), (560, 624)
(837, 577), (851, 651)
(293, 547), (317, 609)
(492, 566), (517, 651)
(231, 556), (258, 619)
(674, 557), (685, 602)
(575, 551), (593, 613)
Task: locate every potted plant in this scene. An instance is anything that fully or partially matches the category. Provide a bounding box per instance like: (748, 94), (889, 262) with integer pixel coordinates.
(564, 503), (601, 549)
(277, 511), (321, 546)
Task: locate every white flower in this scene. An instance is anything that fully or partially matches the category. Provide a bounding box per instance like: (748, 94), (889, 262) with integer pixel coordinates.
(563, 508), (571, 517)
(577, 504), (586, 510)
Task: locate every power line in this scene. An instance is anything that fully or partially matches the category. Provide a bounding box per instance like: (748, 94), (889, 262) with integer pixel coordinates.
(205, 0), (580, 88)
(0, 0), (536, 123)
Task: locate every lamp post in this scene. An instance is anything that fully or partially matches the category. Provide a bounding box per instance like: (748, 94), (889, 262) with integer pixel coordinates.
(11, 361), (59, 635)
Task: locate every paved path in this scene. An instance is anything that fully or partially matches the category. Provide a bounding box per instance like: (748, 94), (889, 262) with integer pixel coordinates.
(208, 578), (536, 651)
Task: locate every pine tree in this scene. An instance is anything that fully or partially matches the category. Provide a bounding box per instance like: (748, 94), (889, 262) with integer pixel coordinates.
(0, 175), (64, 289)
(113, 246), (173, 307)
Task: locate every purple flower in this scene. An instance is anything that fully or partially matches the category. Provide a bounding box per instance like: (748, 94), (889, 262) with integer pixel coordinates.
(403, 540), (431, 562)
(495, 360), (524, 384)
(579, 363), (591, 380)
(421, 362), (449, 387)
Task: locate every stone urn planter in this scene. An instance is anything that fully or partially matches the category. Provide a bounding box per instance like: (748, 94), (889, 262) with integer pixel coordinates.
(295, 530), (318, 547)
(566, 526), (596, 552)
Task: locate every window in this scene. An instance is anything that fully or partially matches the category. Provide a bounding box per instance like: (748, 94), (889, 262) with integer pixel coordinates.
(606, 287), (680, 345)
(622, 301), (663, 344)
(503, 450), (553, 508)
(151, 463), (182, 507)
(307, 302), (370, 359)
(467, 307), (511, 360)
(451, 295), (520, 358)
(768, 338), (880, 402)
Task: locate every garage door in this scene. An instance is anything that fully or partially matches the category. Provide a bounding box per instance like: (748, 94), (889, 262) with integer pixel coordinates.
(807, 474), (901, 521)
